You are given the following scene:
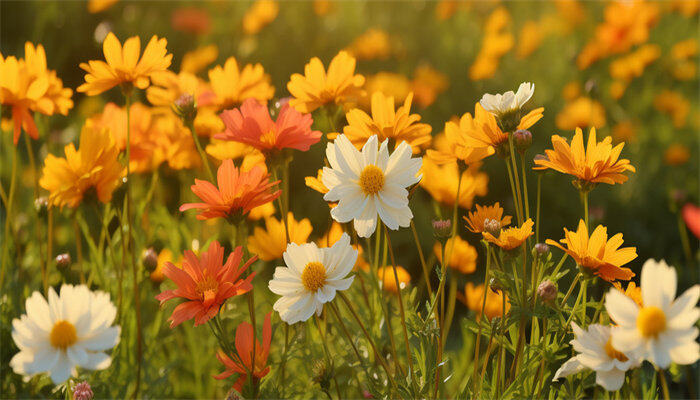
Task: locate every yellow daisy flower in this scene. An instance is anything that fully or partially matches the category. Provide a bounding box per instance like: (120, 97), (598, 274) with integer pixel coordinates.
(483, 219), (534, 251)
(247, 212), (313, 261)
(207, 57), (274, 110)
(434, 236), (478, 274)
(420, 157), (488, 209)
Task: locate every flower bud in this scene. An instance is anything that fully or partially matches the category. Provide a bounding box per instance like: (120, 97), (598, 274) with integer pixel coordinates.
(537, 280), (557, 304)
(142, 247), (158, 272)
(534, 243), (549, 256)
(173, 93), (197, 125)
(483, 218), (501, 237)
(513, 129), (532, 153)
(55, 253), (71, 270)
(34, 196), (49, 217)
(73, 381), (94, 400)
(312, 359), (332, 392)
(432, 219), (452, 241)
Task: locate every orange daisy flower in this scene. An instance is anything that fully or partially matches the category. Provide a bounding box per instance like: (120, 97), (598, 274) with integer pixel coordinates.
(464, 202), (512, 234)
(483, 219), (534, 250)
(534, 127), (636, 187)
(180, 159), (280, 221)
(217, 98), (322, 155)
(460, 282), (510, 321)
(426, 113), (495, 166)
(155, 241), (256, 327)
(214, 312), (272, 392)
(546, 220), (637, 282)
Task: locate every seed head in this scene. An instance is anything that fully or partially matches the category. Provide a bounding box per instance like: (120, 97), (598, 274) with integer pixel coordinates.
(537, 280), (557, 304)
(55, 253), (71, 270)
(73, 381), (93, 400)
(142, 247), (158, 272)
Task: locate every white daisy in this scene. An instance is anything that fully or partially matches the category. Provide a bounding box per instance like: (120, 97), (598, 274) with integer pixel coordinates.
(10, 285), (121, 384)
(322, 134), (422, 238)
(269, 232), (357, 324)
(553, 322), (639, 391)
(606, 259), (699, 369)
(479, 82), (535, 117)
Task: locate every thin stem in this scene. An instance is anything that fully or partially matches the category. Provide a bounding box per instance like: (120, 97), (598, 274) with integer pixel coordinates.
(520, 152), (531, 222)
(505, 161), (522, 226)
(472, 243), (492, 393)
(45, 207), (53, 294)
(278, 324), (290, 398)
(315, 316), (342, 400)
(410, 220), (432, 295)
(1, 144), (18, 286)
(73, 214), (84, 283)
(581, 190), (589, 229)
(508, 138), (524, 225)
(328, 302), (364, 368)
(535, 174), (542, 243)
(185, 120), (214, 181)
(657, 368), (670, 400)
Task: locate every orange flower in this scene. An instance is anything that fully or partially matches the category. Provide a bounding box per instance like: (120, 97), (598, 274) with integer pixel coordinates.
(155, 241), (255, 327)
(664, 144), (690, 166)
(461, 103), (542, 154)
(242, 0), (279, 35)
(546, 220), (637, 282)
(461, 282), (510, 321)
(534, 127), (635, 186)
(464, 203), (512, 234)
(180, 159), (280, 221)
(208, 57), (275, 110)
(420, 157), (488, 210)
(377, 266), (411, 293)
(217, 98), (321, 155)
(426, 112), (495, 165)
(613, 281), (643, 307)
(78, 32), (172, 96)
(483, 219), (534, 250)
(682, 204), (700, 240)
(555, 97), (606, 130)
(214, 312), (272, 392)
(434, 236), (478, 274)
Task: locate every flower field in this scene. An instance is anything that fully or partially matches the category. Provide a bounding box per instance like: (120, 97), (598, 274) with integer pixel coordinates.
(1, 1), (699, 399)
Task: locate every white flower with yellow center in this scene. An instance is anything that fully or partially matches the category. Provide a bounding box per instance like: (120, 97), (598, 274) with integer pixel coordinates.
(322, 134), (422, 238)
(479, 82), (535, 117)
(269, 233), (357, 324)
(606, 259), (699, 368)
(10, 285), (121, 384)
(553, 323), (639, 391)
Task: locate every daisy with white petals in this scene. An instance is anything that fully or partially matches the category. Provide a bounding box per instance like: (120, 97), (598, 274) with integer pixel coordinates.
(553, 322), (639, 391)
(269, 233), (357, 324)
(322, 134), (422, 238)
(606, 259), (699, 368)
(10, 285), (120, 384)
(479, 82), (535, 118)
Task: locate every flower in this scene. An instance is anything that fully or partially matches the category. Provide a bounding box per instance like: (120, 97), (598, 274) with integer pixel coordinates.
(606, 259), (699, 368)
(546, 220), (636, 283)
(317, 222), (369, 271)
(426, 115), (494, 166)
(460, 103), (543, 156)
(411, 65), (449, 108)
(534, 127), (636, 187)
(613, 281), (643, 307)
(377, 266), (411, 293)
(480, 82), (535, 119)
(469, 7), (514, 80)
(217, 98), (321, 155)
(155, 241), (256, 328)
(516, 21), (544, 59)
(461, 282), (509, 320)
(171, 7), (211, 35)
(553, 323), (639, 391)
(420, 158), (488, 209)
(464, 203), (512, 234)
(653, 90), (689, 128)
(483, 219), (534, 250)
(10, 285), (120, 384)
(208, 57), (275, 110)
(77, 32), (172, 96)
(39, 125), (124, 209)
(247, 212), (313, 261)
(555, 97), (607, 130)
(205, 140), (265, 168)
(73, 381), (94, 400)
(345, 28), (392, 60)
(87, 0), (117, 13)
(180, 160), (280, 221)
(268, 233), (356, 324)
(180, 44), (219, 75)
(360, 72), (411, 109)
(322, 134), (422, 238)
(150, 249), (178, 285)
(663, 143), (690, 166)
(214, 312), (272, 393)
(682, 204), (700, 239)
(337, 91), (432, 153)
(287, 51), (365, 113)
(242, 0), (279, 35)
(434, 236), (478, 274)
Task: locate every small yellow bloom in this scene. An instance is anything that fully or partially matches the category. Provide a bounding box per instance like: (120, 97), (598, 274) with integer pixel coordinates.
(242, 0), (279, 35)
(670, 0), (699, 16)
(247, 212), (313, 261)
(516, 21), (543, 59)
(426, 114), (495, 166)
(345, 28), (392, 61)
(180, 44), (219, 75)
(87, 0), (118, 13)
(612, 121), (637, 143)
(205, 140), (265, 169)
(555, 97), (607, 130)
(562, 81), (582, 102)
(78, 32), (172, 96)
(461, 282), (510, 321)
(208, 57), (275, 110)
(411, 65), (449, 108)
(361, 72), (411, 109)
(377, 266), (411, 293)
(287, 51), (365, 113)
(664, 143), (690, 166)
(469, 7), (513, 80)
(483, 219), (534, 251)
(464, 203), (512, 234)
(420, 157), (488, 210)
(609, 44), (660, 82)
(39, 125), (124, 209)
(434, 236), (478, 274)
(653, 90), (689, 128)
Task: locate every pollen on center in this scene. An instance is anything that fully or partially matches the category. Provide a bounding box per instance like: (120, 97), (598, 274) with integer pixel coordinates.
(604, 338), (628, 362)
(636, 306), (666, 338)
(359, 165), (385, 195)
(50, 320), (78, 350)
(301, 261), (327, 292)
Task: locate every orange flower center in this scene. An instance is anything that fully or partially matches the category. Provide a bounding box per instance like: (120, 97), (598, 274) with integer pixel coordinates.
(259, 130), (277, 148)
(50, 320), (77, 350)
(359, 165), (385, 195)
(637, 306), (666, 338)
(604, 338), (628, 362)
(196, 274), (219, 304)
(301, 261), (326, 292)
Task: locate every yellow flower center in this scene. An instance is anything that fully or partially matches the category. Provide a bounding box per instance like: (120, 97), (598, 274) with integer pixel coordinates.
(259, 130), (277, 147)
(637, 306), (666, 338)
(604, 338), (628, 362)
(195, 274), (219, 304)
(50, 320), (77, 350)
(301, 261), (327, 292)
(359, 165), (385, 195)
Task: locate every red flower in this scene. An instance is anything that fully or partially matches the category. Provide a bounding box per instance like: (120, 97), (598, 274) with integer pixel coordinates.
(171, 7), (212, 35)
(682, 203), (700, 239)
(180, 159), (280, 221)
(155, 241), (256, 327)
(217, 98), (321, 154)
(214, 312), (272, 392)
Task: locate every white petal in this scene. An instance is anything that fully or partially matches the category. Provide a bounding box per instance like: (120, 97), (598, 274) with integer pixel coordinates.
(667, 285), (700, 329)
(553, 357), (585, 381)
(82, 352), (112, 370)
(641, 259), (676, 310)
(80, 326), (120, 351)
(49, 352), (72, 384)
(669, 340), (700, 365)
(353, 199), (378, 238)
(605, 288), (639, 327)
(595, 368), (626, 391)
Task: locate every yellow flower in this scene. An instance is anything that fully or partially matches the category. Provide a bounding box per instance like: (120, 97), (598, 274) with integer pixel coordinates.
(435, 0), (465, 21)
(205, 140), (265, 169)
(78, 32), (172, 96)
(39, 125), (124, 209)
(461, 282), (509, 321)
(469, 7), (513, 80)
(208, 57), (275, 110)
(420, 157), (488, 210)
(609, 44), (660, 82)
(534, 127), (635, 186)
(287, 51), (365, 113)
(377, 266), (411, 293)
(516, 21), (544, 59)
(670, 0), (699, 16)
(426, 114), (495, 166)
(670, 39), (698, 81)
(464, 202), (512, 234)
(361, 72), (412, 109)
(317, 222), (369, 271)
(664, 144), (690, 166)
(87, 0), (118, 13)
(434, 236), (478, 274)
(562, 81), (582, 102)
(345, 28), (392, 60)
(247, 212), (313, 261)
(242, 0), (279, 35)
(613, 281), (643, 307)
(336, 91), (432, 153)
(612, 121), (637, 143)
(546, 220), (636, 282)
(248, 203), (276, 221)
(180, 44), (219, 75)
(146, 70), (209, 109)
(411, 65), (449, 108)
(653, 90), (689, 128)
(151, 113), (202, 171)
(555, 97), (606, 130)
(483, 219), (534, 251)
(554, 0), (585, 29)
(150, 249), (178, 285)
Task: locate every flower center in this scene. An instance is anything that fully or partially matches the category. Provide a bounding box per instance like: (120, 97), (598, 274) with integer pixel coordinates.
(301, 261), (327, 292)
(604, 338), (628, 362)
(359, 165), (385, 195)
(259, 130), (277, 147)
(637, 306), (666, 338)
(195, 274), (219, 304)
(50, 320), (77, 350)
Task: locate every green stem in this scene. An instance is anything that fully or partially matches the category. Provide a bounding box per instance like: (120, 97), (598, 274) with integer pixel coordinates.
(186, 120), (214, 182)
(657, 368), (670, 400)
(505, 161), (523, 226)
(581, 190), (589, 229)
(508, 138), (524, 225)
(535, 174), (542, 244)
(1, 144), (17, 286)
(410, 220), (432, 295)
(315, 316), (342, 400)
(472, 243), (492, 393)
(520, 152), (531, 222)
